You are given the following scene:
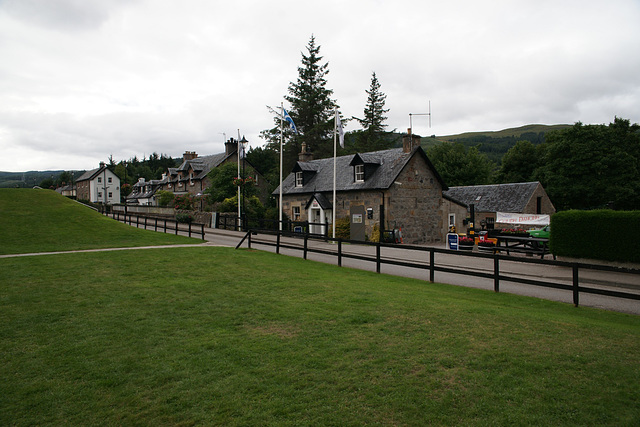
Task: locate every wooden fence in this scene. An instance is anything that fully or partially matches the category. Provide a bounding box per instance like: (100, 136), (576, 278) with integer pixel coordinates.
(106, 211), (206, 240)
(237, 229), (640, 308)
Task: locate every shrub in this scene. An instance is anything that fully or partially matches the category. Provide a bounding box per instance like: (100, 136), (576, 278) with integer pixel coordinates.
(370, 223), (380, 243)
(156, 190), (175, 207)
(173, 194), (195, 210)
(334, 216), (350, 240)
(551, 210), (640, 263)
(176, 213), (193, 223)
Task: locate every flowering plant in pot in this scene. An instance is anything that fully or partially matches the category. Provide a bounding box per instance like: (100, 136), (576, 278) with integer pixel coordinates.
(459, 237), (475, 245)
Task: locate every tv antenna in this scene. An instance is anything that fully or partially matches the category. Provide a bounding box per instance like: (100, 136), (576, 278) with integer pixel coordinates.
(409, 100), (432, 135)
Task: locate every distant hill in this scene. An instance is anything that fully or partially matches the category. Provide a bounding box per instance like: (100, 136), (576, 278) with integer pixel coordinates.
(423, 124), (572, 164)
(436, 124), (572, 141)
(0, 170), (66, 188)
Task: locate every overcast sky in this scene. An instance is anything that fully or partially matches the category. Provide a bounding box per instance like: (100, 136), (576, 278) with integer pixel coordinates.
(1, 0), (639, 172)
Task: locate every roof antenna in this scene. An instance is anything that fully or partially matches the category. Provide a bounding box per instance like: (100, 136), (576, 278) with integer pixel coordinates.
(408, 101), (431, 150)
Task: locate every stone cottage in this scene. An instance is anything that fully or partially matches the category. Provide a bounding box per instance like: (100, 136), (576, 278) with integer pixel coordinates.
(443, 182), (555, 230)
(275, 134), (467, 244)
(129, 138), (271, 206)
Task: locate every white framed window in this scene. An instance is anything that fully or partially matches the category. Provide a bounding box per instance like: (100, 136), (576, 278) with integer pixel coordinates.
(108, 192), (113, 199)
(355, 164), (364, 182)
(108, 177), (112, 183)
(295, 172), (303, 187)
(292, 206), (301, 220)
(98, 192), (102, 198)
(97, 177), (102, 183)
(449, 214), (455, 227)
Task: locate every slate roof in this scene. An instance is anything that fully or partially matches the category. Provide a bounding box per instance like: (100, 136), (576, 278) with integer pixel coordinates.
(168, 152), (234, 184)
(76, 165), (108, 182)
(443, 182), (541, 213)
(275, 147), (445, 195)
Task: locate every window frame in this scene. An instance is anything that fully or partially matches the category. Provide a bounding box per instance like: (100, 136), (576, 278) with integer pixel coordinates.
(295, 171), (303, 187)
(355, 164), (364, 182)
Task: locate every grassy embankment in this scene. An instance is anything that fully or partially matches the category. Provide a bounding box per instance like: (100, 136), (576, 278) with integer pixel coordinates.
(1, 189), (639, 425)
(0, 188), (201, 254)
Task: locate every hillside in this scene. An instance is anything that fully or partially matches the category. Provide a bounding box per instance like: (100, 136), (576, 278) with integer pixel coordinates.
(0, 189), (200, 254)
(423, 124), (572, 164)
(436, 124), (572, 141)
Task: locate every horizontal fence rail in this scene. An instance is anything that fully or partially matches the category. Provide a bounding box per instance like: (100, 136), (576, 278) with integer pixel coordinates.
(238, 229), (640, 308)
(105, 211), (206, 240)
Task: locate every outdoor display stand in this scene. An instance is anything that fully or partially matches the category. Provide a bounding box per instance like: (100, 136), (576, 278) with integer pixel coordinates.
(447, 233), (459, 250)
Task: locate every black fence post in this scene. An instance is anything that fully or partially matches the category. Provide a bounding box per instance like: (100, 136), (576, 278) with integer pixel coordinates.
(175, 220), (178, 235)
(188, 222), (192, 238)
(429, 249), (435, 282)
(573, 264), (579, 307)
(376, 242), (381, 274)
(247, 232), (251, 249)
(276, 231), (281, 255)
(338, 239), (342, 267)
(201, 223), (205, 240)
(304, 234), (308, 260)
(155, 218), (158, 232)
(494, 257), (500, 292)
(136, 215), (139, 228)
(144, 217), (148, 230)
(164, 219), (167, 234)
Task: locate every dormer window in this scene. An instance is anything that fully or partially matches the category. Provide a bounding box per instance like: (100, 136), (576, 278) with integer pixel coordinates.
(355, 164), (365, 182)
(295, 172), (303, 187)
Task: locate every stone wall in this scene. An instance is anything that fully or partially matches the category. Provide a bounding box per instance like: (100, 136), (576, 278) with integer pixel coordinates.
(386, 154), (445, 244)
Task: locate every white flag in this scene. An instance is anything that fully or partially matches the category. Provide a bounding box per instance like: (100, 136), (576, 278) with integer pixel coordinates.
(336, 111), (344, 148)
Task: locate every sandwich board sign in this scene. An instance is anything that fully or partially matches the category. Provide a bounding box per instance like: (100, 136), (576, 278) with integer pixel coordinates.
(447, 233), (459, 250)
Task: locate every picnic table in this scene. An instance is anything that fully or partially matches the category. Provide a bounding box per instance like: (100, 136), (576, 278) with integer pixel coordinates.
(495, 235), (555, 259)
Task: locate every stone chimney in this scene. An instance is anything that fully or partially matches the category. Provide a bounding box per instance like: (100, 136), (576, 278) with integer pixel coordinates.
(99, 161), (105, 168)
(225, 138), (238, 156)
(298, 142), (314, 162)
(402, 129), (422, 153)
(183, 151), (198, 161)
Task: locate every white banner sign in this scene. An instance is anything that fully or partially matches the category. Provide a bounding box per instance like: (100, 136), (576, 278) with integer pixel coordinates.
(496, 212), (550, 225)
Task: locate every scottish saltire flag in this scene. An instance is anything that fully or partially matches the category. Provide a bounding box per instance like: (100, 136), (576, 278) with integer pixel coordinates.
(283, 107), (297, 134)
(336, 111), (344, 148)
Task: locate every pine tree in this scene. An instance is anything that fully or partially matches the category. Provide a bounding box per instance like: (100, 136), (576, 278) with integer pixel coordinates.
(355, 72), (390, 152)
(261, 35), (337, 171)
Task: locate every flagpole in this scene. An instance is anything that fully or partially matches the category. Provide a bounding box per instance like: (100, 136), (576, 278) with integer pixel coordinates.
(279, 102), (283, 231)
(332, 107), (337, 239)
(237, 129), (241, 230)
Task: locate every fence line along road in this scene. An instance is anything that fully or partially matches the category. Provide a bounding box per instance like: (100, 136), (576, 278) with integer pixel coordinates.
(105, 212), (640, 316)
(235, 229), (640, 316)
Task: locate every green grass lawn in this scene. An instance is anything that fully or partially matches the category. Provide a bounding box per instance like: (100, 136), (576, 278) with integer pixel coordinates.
(0, 189), (201, 254)
(1, 247), (639, 426)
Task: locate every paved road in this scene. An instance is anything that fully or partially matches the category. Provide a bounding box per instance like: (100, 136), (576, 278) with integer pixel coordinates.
(203, 227), (640, 316)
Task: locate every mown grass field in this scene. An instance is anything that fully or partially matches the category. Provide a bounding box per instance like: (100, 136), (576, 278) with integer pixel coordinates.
(1, 189), (639, 425)
(0, 189), (201, 254)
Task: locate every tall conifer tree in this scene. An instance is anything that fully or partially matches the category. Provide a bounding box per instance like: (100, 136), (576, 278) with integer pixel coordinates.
(355, 72), (390, 152)
(261, 36), (337, 171)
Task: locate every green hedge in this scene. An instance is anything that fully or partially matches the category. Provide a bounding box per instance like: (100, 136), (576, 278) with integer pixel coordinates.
(550, 210), (640, 263)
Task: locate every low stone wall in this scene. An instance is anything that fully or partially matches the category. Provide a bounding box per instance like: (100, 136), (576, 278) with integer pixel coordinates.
(112, 204), (212, 226)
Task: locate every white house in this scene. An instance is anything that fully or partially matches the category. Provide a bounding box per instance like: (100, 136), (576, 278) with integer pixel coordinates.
(76, 162), (121, 204)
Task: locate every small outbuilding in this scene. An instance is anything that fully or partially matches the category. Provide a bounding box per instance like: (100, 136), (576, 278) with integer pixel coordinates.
(443, 182), (555, 230)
